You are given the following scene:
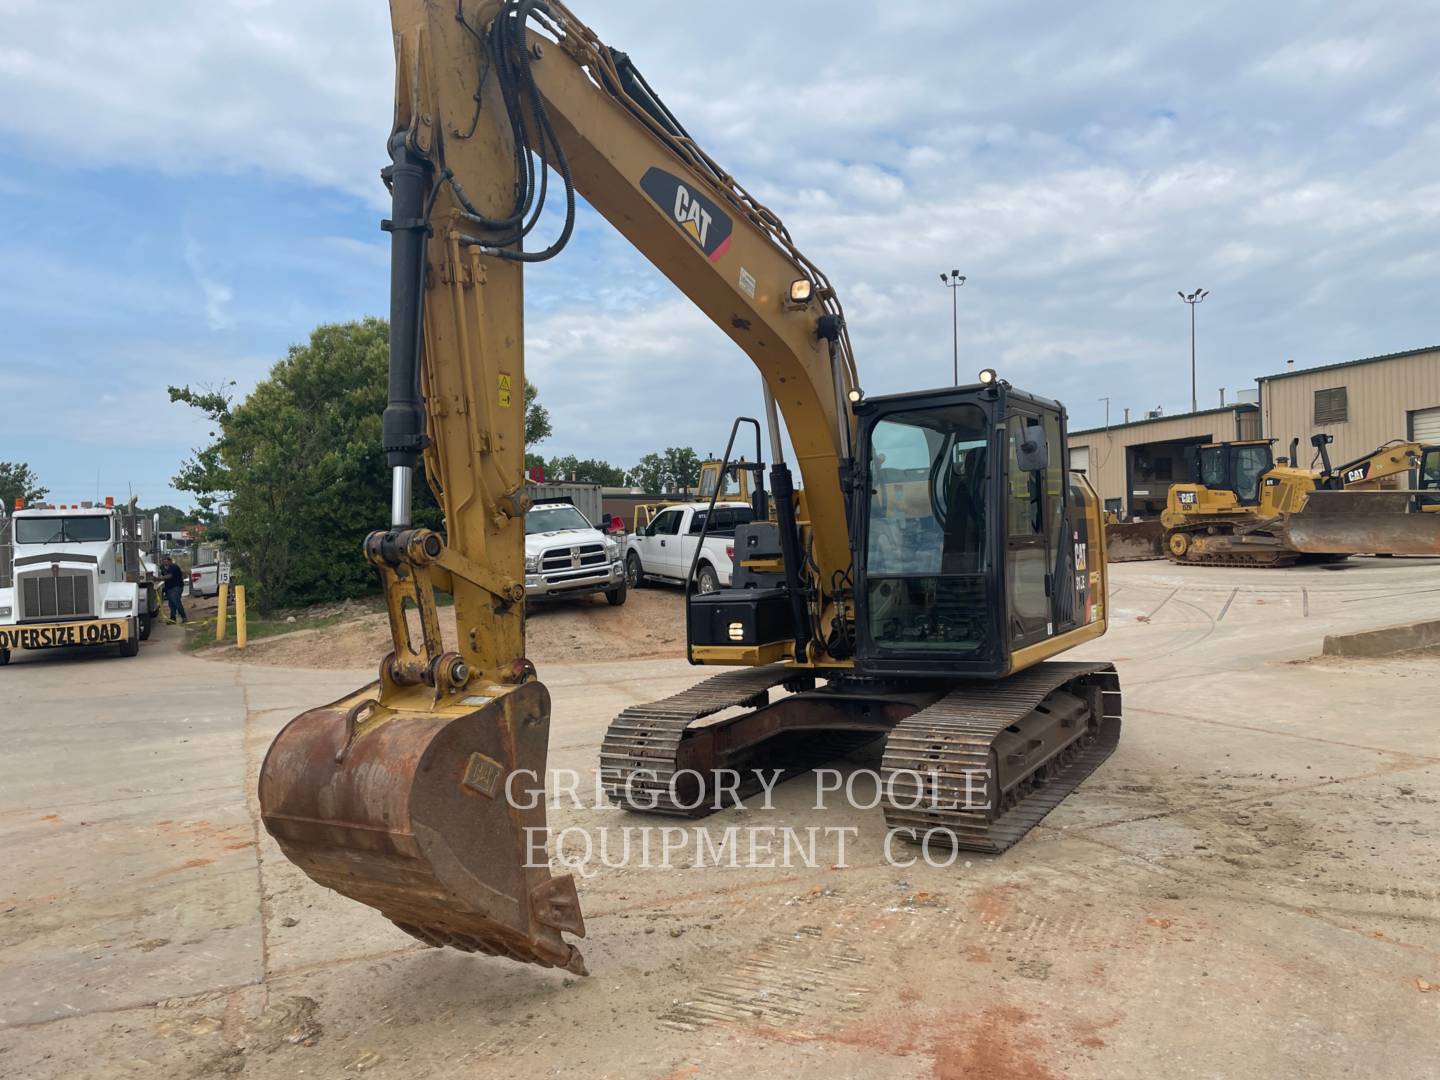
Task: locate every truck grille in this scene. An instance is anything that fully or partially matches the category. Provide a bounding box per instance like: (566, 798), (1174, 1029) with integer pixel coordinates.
(540, 543), (607, 579)
(20, 570), (93, 621)
(541, 541), (607, 584)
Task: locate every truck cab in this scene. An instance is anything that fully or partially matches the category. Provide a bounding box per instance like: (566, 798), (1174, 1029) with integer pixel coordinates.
(0, 502), (158, 664)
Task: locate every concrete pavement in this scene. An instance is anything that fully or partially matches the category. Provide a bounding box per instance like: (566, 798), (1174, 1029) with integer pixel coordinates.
(1, 557), (1438, 1078)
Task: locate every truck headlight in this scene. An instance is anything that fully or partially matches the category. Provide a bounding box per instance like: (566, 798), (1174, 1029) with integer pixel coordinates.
(0, 606), (11, 618)
(605, 539), (619, 560)
(525, 554), (540, 573)
(105, 599), (133, 612)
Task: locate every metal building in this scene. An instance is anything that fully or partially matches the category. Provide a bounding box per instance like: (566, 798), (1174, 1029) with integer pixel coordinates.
(1069, 404), (1262, 518)
(1070, 345), (1440, 517)
(1258, 346), (1440, 469)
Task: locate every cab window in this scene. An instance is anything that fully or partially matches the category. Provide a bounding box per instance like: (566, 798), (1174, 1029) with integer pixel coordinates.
(864, 404), (991, 652)
(647, 509), (683, 537)
(15, 516), (112, 544)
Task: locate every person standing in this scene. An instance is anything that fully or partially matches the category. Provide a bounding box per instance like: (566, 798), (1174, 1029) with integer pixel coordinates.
(159, 556), (188, 624)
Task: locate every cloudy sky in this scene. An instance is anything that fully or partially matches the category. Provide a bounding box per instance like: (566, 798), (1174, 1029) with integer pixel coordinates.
(3, 0), (1436, 506)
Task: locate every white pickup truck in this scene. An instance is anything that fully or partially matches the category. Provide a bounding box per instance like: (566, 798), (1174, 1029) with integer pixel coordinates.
(524, 501), (626, 605)
(624, 501), (751, 594)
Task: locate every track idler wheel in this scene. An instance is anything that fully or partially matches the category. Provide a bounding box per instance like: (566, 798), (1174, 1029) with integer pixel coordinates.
(258, 679), (587, 974)
(1167, 531), (1191, 560)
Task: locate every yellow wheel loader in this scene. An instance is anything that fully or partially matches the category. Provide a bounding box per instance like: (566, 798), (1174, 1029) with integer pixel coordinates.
(258, 0), (1121, 977)
(1161, 436), (1440, 567)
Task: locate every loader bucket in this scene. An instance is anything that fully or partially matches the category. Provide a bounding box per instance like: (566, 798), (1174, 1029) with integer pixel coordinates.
(1282, 490), (1440, 556)
(258, 679), (587, 974)
(1105, 519), (1166, 563)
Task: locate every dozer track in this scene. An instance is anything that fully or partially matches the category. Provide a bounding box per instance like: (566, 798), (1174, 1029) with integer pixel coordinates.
(1164, 526), (1302, 569)
(600, 664), (804, 814)
(880, 662), (1122, 853)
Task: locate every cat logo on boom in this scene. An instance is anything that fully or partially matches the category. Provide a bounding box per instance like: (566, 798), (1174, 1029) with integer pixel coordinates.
(639, 167), (733, 262)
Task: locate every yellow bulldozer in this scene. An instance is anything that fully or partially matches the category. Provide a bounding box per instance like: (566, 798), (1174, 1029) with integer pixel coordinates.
(257, 0), (1124, 976)
(1161, 435), (1440, 567)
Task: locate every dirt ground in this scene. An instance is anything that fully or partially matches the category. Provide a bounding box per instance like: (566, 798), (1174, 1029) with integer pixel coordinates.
(4, 558), (1440, 1079)
(206, 586), (687, 669)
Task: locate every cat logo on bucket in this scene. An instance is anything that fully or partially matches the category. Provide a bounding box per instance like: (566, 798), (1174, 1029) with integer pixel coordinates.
(639, 167), (733, 262)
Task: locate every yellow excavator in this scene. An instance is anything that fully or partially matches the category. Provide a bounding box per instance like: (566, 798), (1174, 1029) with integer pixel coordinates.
(258, 0), (1120, 977)
(1162, 435), (1440, 566)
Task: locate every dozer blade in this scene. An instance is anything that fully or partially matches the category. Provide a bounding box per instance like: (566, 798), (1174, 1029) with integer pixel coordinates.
(258, 679), (587, 974)
(1105, 519), (1166, 562)
(1282, 490), (1440, 556)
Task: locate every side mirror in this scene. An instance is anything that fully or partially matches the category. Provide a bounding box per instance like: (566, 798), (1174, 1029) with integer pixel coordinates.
(1016, 422), (1048, 472)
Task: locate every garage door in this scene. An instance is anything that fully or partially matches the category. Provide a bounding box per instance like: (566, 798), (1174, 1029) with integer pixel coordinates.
(1412, 406), (1440, 445)
(1069, 445), (1090, 473)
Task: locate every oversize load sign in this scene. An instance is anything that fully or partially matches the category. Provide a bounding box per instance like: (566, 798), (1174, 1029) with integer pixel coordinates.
(0, 620), (127, 650)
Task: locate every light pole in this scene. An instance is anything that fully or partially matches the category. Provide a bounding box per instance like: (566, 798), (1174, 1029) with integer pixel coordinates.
(940, 270), (965, 384)
(1178, 287), (1209, 414)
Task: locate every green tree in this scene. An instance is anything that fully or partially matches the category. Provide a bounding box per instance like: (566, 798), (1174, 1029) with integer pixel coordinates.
(629, 448), (701, 493)
(663, 447), (702, 492)
(0, 462), (47, 507)
(171, 326), (556, 611)
(170, 319), (442, 612)
(630, 452), (667, 494)
(524, 379), (552, 445)
(542, 455), (627, 486)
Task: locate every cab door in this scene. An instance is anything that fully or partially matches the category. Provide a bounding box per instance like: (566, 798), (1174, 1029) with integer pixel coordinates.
(1004, 408), (1066, 649)
(639, 507), (685, 579)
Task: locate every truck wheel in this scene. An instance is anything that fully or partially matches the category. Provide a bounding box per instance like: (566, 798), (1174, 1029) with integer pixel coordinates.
(606, 581), (628, 607)
(626, 552), (646, 588)
(119, 619), (140, 658)
(696, 563), (720, 595)
(138, 613), (153, 642)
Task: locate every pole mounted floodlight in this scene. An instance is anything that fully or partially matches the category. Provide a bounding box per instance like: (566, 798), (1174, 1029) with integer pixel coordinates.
(1178, 287), (1210, 413)
(941, 271), (967, 385)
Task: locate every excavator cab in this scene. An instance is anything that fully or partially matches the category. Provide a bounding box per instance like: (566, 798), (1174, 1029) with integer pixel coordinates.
(849, 380), (1102, 678)
(689, 379), (1107, 678)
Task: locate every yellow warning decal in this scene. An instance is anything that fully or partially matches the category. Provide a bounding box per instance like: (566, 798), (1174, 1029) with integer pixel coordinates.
(498, 373), (513, 407)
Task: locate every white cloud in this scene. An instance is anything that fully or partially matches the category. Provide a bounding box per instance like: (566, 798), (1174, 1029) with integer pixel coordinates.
(4, 0), (1440, 483)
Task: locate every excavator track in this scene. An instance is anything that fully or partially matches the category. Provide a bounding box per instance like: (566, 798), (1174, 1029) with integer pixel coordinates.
(600, 664), (803, 815)
(880, 662), (1121, 853)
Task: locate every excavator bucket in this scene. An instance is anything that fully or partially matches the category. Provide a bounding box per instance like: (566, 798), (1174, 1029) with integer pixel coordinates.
(1282, 490), (1440, 556)
(1105, 519), (1166, 562)
(258, 679), (587, 974)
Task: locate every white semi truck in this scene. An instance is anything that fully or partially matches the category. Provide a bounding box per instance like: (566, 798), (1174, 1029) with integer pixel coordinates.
(0, 499), (161, 665)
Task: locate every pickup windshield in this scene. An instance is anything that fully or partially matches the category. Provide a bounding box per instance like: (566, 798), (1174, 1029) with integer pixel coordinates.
(15, 516), (112, 544)
(526, 506), (593, 534)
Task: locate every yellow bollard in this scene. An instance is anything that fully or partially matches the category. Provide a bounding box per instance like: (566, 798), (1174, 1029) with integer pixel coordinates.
(235, 585), (247, 651)
(216, 583), (229, 642)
